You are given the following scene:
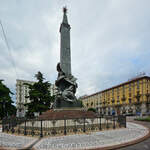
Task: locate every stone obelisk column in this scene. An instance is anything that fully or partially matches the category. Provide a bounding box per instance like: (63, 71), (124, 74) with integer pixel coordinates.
(54, 7), (82, 109)
(60, 7), (71, 77)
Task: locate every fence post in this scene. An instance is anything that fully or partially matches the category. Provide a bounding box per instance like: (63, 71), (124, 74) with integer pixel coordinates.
(40, 120), (43, 138)
(99, 116), (102, 130)
(106, 117), (109, 129)
(8, 119), (11, 131)
(24, 119), (27, 135)
(113, 116), (116, 129)
(124, 115), (126, 128)
(64, 117), (66, 135)
(73, 119), (77, 133)
(2, 119), (4, 132)
(11, 118), (15, 134)
(83, 117), (86, 133)
(118, 115), (121, 128)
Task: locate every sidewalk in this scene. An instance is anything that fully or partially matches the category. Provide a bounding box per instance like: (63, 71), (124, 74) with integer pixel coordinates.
(0, 122), (149, 150)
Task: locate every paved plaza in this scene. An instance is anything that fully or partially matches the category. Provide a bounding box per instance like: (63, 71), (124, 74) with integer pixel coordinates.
(0, 122), (149, 150)
(34, 123), (148, 150)
(0, 132), (36, 149)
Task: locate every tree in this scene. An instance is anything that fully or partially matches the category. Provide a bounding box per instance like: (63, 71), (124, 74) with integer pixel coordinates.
(25, 72), (54, 117)
(88, 107), (97, 113)
(0, 80), (16, 119)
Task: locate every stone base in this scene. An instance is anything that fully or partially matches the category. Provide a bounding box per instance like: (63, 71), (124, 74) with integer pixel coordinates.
(39, 109), (97, 120)
(54, 99), (83, 109)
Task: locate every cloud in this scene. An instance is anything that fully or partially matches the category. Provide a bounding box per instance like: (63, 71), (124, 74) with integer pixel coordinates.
(0, 0), (150, 101)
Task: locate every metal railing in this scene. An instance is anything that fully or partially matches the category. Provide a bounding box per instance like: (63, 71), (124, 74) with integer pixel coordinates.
(2, 115), (126, 137)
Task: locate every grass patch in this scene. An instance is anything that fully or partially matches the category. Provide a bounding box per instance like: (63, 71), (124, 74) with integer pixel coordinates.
(134, 116), (150, 122)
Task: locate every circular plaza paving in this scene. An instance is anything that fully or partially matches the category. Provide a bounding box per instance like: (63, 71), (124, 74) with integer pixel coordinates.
(0, 122), (149, 150)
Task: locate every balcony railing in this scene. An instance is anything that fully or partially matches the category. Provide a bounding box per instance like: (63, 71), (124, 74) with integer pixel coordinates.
(121, 95), (126, 101)
(146, 93), (150, 104)
(134, 99), (142, 105)
(111, 99), (115, 103)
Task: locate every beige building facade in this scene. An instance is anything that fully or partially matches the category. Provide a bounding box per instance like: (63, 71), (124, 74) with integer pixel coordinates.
(16, 79), (57, 117)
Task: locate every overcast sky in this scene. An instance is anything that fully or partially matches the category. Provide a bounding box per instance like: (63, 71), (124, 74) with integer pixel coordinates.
(0, 0), (150, 102)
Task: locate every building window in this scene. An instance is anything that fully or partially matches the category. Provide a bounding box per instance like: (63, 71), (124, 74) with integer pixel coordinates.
(96, 101), (98, 106)
(117, 100), (120, 104)
(117, 96), (119, 101)
(147, 81), (149, 89)
(129, 83), (131, 92)
(112, 89), (114, 96)
(117, 88), (120, 95)
(129, 99), (131, 104)
(112, 99), (115, 103)
(108, 91), (110, 97)
(137, 81), (140, 89)
(107, 99), (110, 104)
(137, 91), (140, 95)
(129, 93), (131, 97)
(123, 85), (125, 94)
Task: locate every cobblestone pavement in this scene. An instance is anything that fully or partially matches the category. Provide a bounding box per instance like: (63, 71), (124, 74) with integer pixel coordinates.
(0, 132), (37, 149)
(34, 122), (148, 150)
(0, 122), (149, 150)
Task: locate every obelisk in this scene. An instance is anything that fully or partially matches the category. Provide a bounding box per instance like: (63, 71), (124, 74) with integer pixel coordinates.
(60, 7), (71, 76)
(54, 7), (82, 109)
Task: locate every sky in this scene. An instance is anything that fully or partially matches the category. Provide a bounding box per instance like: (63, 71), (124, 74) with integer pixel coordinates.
(0, 0), (150, 102)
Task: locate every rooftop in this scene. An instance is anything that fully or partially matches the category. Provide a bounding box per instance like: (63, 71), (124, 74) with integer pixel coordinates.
(81, 75), (150, 100)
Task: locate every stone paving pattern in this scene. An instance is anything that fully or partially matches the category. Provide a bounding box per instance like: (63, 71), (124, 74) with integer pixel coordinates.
(34, 122), (148, 150)
(0, 132), (36, 149)
(119, 120), (150, 150)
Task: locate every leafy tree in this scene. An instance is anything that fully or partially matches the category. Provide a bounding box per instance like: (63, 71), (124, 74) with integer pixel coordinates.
(77, 99), (84, 107)
(88, 107), (97, 113)
(0, 80), (16, 119)
(25, 72), (54, 117)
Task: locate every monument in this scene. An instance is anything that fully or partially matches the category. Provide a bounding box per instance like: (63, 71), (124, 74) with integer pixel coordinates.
(54, 7), (82, 109)
(39, 7), (96, 121)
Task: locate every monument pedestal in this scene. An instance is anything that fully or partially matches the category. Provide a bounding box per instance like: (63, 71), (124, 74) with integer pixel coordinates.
(54, 99), (83, 109)
(39, 109), (97, 120)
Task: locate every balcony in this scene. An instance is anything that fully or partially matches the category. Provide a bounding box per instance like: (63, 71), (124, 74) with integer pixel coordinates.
(102, 101), (106, 108)
(134, 99), (142, 105)
(116, 101), (121, 107)
(135, 92), (141, 99)
(121, 95), (126, 102)
(146, 93), (150, 104)
(111, 99), (115, 103)
(134, 92), (141, 105)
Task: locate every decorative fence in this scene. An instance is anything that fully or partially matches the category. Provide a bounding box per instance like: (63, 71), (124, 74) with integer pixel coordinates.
(2, 115), (126, 137)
